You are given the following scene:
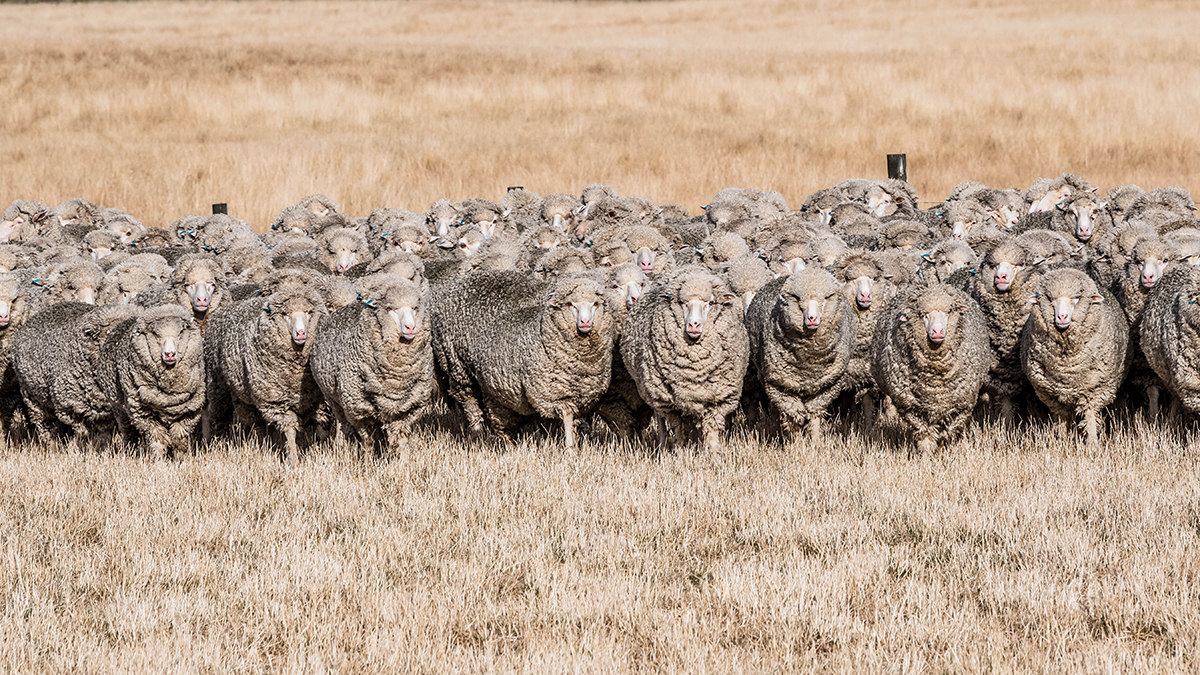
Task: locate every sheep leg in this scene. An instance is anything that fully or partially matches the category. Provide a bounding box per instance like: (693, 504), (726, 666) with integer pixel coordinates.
(860, 392), (876, 436)
(997, 395), (1014, 427)
(915, 437), (936, 455)
(655, 415), (671, 452)
(1082, 408), (1099, 452)
(383, 421), (410, 456)
(561, 411), (577, 451)
(807, 416), (823, 444)
(700, 414), (724, 454)
(1147, 385), (1161, 420)
(145, 426), (171, 460)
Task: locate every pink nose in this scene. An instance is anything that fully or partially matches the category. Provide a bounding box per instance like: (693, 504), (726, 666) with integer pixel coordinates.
(1056, 314), (1070, 324)
(163, 351), (177, 363)
(1142, 273), (1157, 287)
(930, 328), (945, 342)
(293, 330), (307, 344)
(995, 273), (1009, 285)
(951, 231), (964, 239)
(0, 314), (8, 327)
(640, 260), (653, 272)
(686, 322), (702, 337)
(857, 293), (871, 307)
(1078, 228), (1091, 239)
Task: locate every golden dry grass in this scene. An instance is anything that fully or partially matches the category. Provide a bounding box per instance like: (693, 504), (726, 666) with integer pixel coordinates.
(3, 0), (1200, 227)
(2, 421), (1199, 672)
(4, 0), (1200, 672)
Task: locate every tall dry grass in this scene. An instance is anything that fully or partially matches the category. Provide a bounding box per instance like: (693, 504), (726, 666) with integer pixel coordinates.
(2, 0), (1200, 228)
(2, 421), (1199, 672)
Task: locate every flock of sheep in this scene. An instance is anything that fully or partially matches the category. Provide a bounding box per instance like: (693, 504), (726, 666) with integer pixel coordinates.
(0, 173), (1197, 463)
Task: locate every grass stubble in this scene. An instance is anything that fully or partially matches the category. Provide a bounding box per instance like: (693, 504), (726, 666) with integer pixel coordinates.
(3, 0), (1200, 671)
(1, 417), (1198, 672)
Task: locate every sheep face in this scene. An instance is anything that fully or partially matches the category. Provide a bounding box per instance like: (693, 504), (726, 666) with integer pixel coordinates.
(264, 292), (324, 348)
(1133, 240), (1171, 288)
(1029, 185), (1072, 214)
(671, 274), (734, 340)
(609, 264), (646, 309)
(138, 313), (195, 367)
(0, 215), (23, 244)
(779, 269), (842, 332)
(0, 277), (27, 330)
(1030, 269), (1103, 332)
(320, 229), (368, 275)
(550, 279), (608, 337)
(456, 230), (484, 258)
(1069, 199), (1107, 242)
(901, 292), (970, 349)
(373, 281), (422, 341)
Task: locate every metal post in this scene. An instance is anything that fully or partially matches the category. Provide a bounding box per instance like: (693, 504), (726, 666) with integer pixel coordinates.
(507, 186), (524, 192)
(212, 203), (228, 215)
(887, 154), (907, 182)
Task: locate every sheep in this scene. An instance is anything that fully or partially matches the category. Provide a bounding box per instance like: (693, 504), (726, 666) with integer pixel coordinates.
(430, 271), (614, 450)
(100, 209), (145, 245)
(204, 284), (328, 466)
(877, 219), (934, 251)
(296, 193), (340, 217)
(1104, 185), (1147, 220)
(620, 266), (748, 452)
(501, 188), (542, 232)
(1017, 228), (1081, 266)
(1123, 187), (1196, 230)
(865, 179), (920, 219)
(1025, 173), (1096, 214)
(540, 193), (582, 233)
(98, 262), (157, 306)
(799, 188), (845, 227)
(83, 229), (124, 261)
(595, 263), (652, 439)
(971, 236), (1037, 423)
(532, 247), (594, 280)
(134, 253), (226, 333)
(1141, 264), (1200, 422)
(317, 275), (362, 313)
(870, 282), (991, 454)
(1020, 268), (1129, 448)
(97, 305), (206, 458)
(837, 254), (901, 427)
(132, 227), (176, 249)
(1, 200), (60, 244)
(459, 198), (517, 240)
(31, 260), (106, 309)
(316, 227), (371, 275)
(577, 195), (640, 241)
(12, 302), (138, 440)
(425, 199), (463, 248)
(745, 269), (857, 441)
(919, 239), (977, 283)
(1053, 190), (1112, 245)
(1111, 234), (1175, 416)
(0, 272), (32, 440)
(722, 255), (774, 313)
(310, 275), (433, 453)
(943, 200), (993, 241)
(55, 196), (102, 234)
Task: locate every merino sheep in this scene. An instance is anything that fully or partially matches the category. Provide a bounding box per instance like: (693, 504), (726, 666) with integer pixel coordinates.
(98, 262), (157, 306)
(595, 263), (652, 439)
(1025, 173), (1096, 214)
(204, 284), (328, 466)
(98, 305), (206, 458)
(430, 271), (614, 449)
(13, 302), (138, 440)
(1020, 268), (1129, 448)
(745, 269), (856, 441)
(134, 253), (226, 333)
(1141, 264), (1200, 421)
(871, 282), (991, 453)
(621, 266), (748, 452)
(540, 193), (582, 233)
(0, 272), (32, 439)
(971, 236), (1036, 423)
(1, 200), (60, 244)
(316, 227), (371, 275)
(310, 275), (433, 453)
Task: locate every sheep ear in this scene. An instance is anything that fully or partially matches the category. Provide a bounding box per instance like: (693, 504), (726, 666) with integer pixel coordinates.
(720, 293), (736, 305)
(898, 312), (908, 322)
(1028, 295), (1038, 305)
(1091, 294), (1104, 304)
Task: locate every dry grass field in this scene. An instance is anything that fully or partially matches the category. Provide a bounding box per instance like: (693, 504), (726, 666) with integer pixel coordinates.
(4, 0), (1200, 672)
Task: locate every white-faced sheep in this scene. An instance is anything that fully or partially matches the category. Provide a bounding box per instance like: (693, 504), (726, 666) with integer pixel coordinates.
(620, 266), (749, 452)
(98, 305), (206, 458)
(1020, 268), (1129, 448)
(12, 302), (138, 440)
(204, 284), (328, 466)
(871, 282), (991, 454)
(595, 263), (652, 439)
(971, 236), (1037, 423)
(745, 269), (857, 441)
(430, 271), (614, 450)
(1140, 265), (1200, 422)
(134, 253), (227, 334)
(310, 275), (433, 453)
(1, 200), (60, 244)
(0, 272), (32, 440)
(1025, 173), (1096, 214)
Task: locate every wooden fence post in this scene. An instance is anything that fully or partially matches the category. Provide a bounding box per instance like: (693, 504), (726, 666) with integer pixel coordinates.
(212, 203), (227, 215)
(887, 154), (907, 182)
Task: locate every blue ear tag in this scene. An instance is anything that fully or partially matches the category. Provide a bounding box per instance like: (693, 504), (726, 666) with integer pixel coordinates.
(365, 299), (376, 307)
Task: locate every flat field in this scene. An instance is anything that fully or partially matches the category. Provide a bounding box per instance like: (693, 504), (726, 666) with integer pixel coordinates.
(2, 1), (1200, 672)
